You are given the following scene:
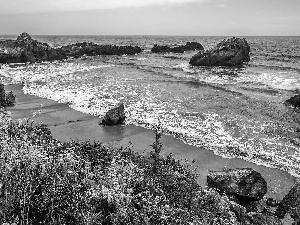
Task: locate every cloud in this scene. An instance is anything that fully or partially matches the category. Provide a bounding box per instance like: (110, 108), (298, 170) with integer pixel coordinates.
(0, 0), (208, 14)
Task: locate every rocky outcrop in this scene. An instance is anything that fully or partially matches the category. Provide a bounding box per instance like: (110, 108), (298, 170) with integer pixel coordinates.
(58, 42), (142, 58)
(207, 168), (267, 201)
(100, 103), (126, 126)
(189, 37), (250, 66)
(275, 182), (300, 223)
(285, 94), (300, 108)
(0, 32), (65, 63)
(0, 33), (143, 63)
(151, 44), (171, 53)
(151, 42), (204, 53)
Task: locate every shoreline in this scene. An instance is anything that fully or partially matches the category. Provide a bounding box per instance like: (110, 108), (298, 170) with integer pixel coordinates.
(5, 83), (298, 200)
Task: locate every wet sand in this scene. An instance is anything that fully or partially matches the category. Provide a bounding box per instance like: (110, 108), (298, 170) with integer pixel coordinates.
(5, 84), (297, 200)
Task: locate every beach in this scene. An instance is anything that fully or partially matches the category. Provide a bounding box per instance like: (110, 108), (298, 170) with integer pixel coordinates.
(5, 83), (297, 201)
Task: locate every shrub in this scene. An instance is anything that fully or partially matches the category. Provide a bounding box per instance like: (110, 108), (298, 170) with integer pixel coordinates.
(0, 112), (245, 225)
(0, 83), (16, 107)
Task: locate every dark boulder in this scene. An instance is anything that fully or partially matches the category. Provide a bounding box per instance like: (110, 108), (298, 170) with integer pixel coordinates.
(151, 42), (204, 53)
(285, 94), (300, 108)
(100, 103), (126, 126)
(275, 182), (300, 223)
(189, 37), (250, 66)
(207, 168), (267, 201)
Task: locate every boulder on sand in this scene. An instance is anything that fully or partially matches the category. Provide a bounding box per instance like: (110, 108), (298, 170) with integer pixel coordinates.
(275, 182), (300, 222)
(100, 103), (126, 126)
(189, 37), (250, 66)
(285, 94), (300, 108)
(207, 168), (267, 201)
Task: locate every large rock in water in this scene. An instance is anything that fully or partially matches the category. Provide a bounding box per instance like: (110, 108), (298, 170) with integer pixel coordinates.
(207, 168), (267, 201)
(275, 182), (300, 222)
(0, 32), (64, 63)
(189, 37), (250, 66)
(101, 103), (126, 126)
(285, 94), (300, 108)
(58, 42), (142, 58)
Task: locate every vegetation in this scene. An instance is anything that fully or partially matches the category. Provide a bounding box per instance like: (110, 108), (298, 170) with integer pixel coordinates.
(0, 84), (16, 107)
(0, 109), (245, 225)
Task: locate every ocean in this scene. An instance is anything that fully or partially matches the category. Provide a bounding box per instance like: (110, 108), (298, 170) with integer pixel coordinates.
(1, 35), (300, 177)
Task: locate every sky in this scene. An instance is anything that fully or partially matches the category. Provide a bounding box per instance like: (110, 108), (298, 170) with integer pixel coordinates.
(0, 0), (299, 36)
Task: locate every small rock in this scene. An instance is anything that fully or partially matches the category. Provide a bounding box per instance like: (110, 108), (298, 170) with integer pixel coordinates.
(276, 182), (300, 223)
(207, 168), (267, 201)
(101, 103), (126, 126)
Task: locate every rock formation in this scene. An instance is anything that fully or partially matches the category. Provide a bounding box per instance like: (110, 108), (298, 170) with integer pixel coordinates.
(285, 94), (300, 108)
(189, 37), (250, 66)
(58, 42), (142, 58)
(275, 182), (300, 223)
(100, 103), (126, 126)
(151, 42), (204, 54)
(0, 33), (143, 63)
(207, 168), (267, 201)
(0, 32), (64, 63)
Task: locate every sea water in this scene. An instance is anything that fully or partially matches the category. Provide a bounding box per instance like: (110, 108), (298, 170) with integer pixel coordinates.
(1, 35), (300, 177)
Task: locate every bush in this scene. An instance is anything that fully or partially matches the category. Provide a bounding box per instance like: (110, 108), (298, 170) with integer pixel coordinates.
(0, 83), (16, 107)
(0, 112), (245, 225)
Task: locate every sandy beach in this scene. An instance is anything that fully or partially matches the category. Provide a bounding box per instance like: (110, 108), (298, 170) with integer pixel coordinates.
(5, 84), (298, 201)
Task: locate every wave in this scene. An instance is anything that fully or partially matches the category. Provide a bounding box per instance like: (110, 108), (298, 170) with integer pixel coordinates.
(2, 56), (300, 178)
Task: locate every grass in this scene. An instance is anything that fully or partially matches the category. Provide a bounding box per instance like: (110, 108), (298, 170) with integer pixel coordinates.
(0, 109), (248, 225)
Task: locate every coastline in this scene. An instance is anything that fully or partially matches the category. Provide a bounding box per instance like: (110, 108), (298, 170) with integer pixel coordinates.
(5, 84), (298, 200)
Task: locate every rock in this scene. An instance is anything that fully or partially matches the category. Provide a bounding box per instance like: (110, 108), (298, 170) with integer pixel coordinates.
(207, 168), (267, 201)
(275, 182), (300, 222)
(59, 42), (142, 58)
(0, 33), (142, 63)
(151, 44), (171, 53)
(101, 103), (126, 126)
(0, 32), (65, 63)
(244, 212), (283, 225)
(285, 95), (300, 108)
(189, 37), (250, 66)
(151, 42), (204, 53)
(182, 42), (204, 51)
